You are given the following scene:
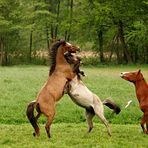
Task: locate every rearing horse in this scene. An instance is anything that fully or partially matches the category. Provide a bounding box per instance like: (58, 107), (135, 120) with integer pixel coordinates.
(121, 70), (148, 134)
(26, 40), (80, 138)
(64, 53), (120, 136)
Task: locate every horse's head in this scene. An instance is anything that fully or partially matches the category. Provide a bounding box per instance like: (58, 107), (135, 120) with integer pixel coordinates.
(61, 41), (80, 53)
(120, 69), (144, 83)
(64, 52), (85, 78)
(64, 52), (81, 65)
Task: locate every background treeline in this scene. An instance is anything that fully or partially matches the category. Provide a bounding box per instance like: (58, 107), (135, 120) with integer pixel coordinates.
(0, 0), (148, 66)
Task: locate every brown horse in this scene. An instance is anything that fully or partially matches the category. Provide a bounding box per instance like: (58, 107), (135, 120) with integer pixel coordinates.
(120, 70), (148, 134)
(26, 40), (80, 138)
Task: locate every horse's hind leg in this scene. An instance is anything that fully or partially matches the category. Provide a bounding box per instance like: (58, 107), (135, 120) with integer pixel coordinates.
(146, 120), (148, 134)
(45, 107), (55, 138)
(85, 109), (95, 133)
(93, 104), (111, 136)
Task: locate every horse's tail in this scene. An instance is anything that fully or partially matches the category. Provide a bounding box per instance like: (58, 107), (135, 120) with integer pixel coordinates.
(26, 100), (40, 136)
(102, 99), (121, 114)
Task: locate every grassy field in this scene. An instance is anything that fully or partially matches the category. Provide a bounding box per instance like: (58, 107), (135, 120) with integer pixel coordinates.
(0, 123), (148, 148)
(0, 65), (148, 147)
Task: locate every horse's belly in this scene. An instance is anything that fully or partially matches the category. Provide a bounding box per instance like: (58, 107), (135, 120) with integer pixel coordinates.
(69, 87), (94, 108)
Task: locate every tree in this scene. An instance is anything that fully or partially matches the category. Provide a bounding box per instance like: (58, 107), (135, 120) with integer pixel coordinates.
(0, 0), (148, 65)
(21, 0), (52, 62)
(0, 0), (22, 65)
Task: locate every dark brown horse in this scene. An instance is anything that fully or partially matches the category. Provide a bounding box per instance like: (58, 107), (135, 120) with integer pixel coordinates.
(26, 40), (80, 138)
(121, 70), (148, 134)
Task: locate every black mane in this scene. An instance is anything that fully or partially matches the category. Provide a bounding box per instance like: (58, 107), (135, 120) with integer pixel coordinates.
(49, 40), (66, 75)
(76, 69), (85, 80)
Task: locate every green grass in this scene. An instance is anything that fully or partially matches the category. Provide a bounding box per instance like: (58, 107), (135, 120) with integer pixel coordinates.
(0, 123), (148, 148)
(0, 65), (148, 147)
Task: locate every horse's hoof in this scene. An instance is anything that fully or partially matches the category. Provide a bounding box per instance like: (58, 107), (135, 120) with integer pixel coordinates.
(33, 132), (40, 137)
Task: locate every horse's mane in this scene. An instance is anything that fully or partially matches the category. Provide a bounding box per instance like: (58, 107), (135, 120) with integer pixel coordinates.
(49, 40), (66, 75)
(77, 70), (85, 80)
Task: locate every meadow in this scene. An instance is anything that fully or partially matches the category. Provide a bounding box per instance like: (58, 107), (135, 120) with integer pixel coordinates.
(0, 65), (148, 147)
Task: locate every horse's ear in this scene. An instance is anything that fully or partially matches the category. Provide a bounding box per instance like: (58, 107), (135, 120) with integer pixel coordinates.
(138, 69), (141, 74)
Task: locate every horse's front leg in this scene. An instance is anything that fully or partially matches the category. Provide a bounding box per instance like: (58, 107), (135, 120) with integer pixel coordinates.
(144, 111), (148, 134)
(140, 114), (146, 134)
(85, 109), (95, 133)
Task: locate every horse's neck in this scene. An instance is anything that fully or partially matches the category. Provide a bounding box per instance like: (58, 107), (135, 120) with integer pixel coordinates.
(135, 79), (148, 100)
(56, 48), (67, 66)
(70, 76), (80, 87)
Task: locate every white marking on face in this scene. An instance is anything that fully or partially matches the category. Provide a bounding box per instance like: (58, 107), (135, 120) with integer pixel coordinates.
(66, 42), (72, 46)
(120, 72), (129, 77)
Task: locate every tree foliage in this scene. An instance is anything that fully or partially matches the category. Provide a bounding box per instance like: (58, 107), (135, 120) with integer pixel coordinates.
(0, 0), (148, 65)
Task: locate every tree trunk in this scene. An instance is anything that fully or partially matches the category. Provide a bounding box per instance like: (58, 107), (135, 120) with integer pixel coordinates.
(145, 46), (148, 63)
(114, 34), (121, 64)
(0, 38), (4, 66)
(47, 0), (54, 40)
(67, 0), (73, 41)
(55, 0), (60, 39)
(47, 0), (60, 40)
(118, 20), (131, 63)
(29, 31), (33, 63)
(97, 29), (104, 63)
(4, 50), (8, 65)
(46, 26), (50, 49)
(134, 48), (138, 63)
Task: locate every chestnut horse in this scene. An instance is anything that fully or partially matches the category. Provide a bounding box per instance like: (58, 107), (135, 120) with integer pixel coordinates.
(120, 70), (148, 134)
(26, 40), (80, 138)
(64, 53), (120, 136)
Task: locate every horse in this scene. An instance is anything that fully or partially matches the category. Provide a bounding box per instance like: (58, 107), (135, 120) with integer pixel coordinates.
(64, 53), (121, 136)
(120, 69), (148, 134)
(26, 40), (80, 138)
